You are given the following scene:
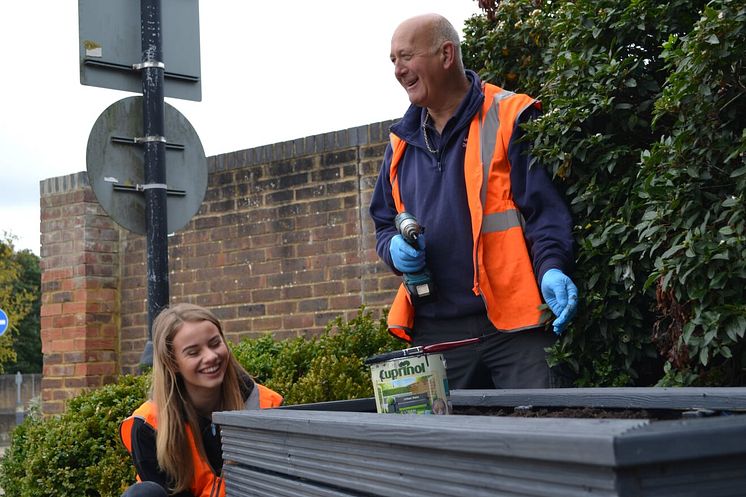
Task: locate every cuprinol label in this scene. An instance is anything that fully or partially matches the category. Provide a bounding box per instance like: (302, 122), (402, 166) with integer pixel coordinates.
(369, 353), (451, 415)
(378, 359), (427, 381)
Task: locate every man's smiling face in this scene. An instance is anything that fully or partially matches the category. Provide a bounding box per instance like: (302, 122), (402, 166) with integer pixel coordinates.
(390, 19), (444, 108)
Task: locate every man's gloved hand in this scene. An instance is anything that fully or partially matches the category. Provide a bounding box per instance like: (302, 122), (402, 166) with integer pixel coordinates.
(540, 268), (578, 335)
(389, 234), (426, 273)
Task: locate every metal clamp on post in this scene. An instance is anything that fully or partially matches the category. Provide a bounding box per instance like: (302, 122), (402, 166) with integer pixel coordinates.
(108, 179), (186, 197)
(137, 183), (186, 196)
(134, 135), (168, 144)
(138, 183), (168, 191)
(132, 61), (165, 70)
(110, 135), (184, 150)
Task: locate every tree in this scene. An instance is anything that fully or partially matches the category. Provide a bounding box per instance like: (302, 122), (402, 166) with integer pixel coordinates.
(5, 247), (42, 373)
(637, 0), (746, 385)
(462, 0), (745, 385)
(0, 235), (40, 373)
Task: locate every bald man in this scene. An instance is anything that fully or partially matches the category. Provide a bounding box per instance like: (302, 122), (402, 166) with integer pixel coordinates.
(370, 14), (578, 389)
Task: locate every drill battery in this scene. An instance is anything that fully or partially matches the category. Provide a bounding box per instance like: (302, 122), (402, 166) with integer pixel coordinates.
(403, 270), (436, 304)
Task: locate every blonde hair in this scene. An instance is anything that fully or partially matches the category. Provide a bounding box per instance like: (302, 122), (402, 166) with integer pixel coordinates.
(150, 303), (248, 493)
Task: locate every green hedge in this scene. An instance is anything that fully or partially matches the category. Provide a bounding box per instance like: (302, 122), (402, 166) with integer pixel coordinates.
(0, 307), (401, 496)
(463, 0), (746, 386)
(0, 374), (149, 497)
(231, 306), (401, 404)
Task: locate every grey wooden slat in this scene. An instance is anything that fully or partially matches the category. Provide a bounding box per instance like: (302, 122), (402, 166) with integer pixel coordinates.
(222, 449), (617, 497)
(223, 433), (513, 497)
(281, 397), (376, 412)
(223, 437), (400, 496)
(215, 409), (647, 466)
(614, 414), (746, 465)
(635, 455), (746, 497)
(218, 418), (624, 497)
(221, 426), (619, 493)
(279, 387), (746, 413)
(638, 466), (746, 492)
(631, 456), (746, 497)
(227, 445), (613, 496)
(449, 387), (746, 411)
(224, 464), (366, 497)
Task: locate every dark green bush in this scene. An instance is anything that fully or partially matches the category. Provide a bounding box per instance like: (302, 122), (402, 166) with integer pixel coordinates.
(0, 308), (399, 496)
(0, 308), (400, 496)
(0, 374), (149, 497)
(463, 0), (745, 385)
(637, 0), (746, 385)
(232, 306), (403, 404)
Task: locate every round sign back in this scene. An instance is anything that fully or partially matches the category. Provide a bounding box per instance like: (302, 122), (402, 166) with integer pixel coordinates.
(86, 96), (207, 235)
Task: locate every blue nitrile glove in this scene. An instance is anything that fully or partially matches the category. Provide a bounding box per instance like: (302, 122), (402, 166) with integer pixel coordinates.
(389, 234), (426, 273)
(540, 268), (578, 335)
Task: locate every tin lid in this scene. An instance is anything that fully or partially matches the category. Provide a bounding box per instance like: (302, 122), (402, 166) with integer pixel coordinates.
(364, 346), (424, 365)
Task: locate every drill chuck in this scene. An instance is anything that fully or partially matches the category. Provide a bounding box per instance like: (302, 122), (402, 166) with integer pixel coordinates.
(394, 212), (423, 245)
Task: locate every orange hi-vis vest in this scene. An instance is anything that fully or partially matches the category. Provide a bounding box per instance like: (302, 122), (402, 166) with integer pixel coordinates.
(387, 83), (545, 342)
(120, 384), (283, 497)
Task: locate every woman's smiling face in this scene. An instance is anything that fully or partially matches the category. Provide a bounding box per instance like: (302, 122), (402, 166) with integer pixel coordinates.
(171, 319), (229, 397)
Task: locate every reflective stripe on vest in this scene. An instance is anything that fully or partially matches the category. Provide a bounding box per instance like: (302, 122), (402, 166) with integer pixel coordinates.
(246, 383), (284, 409)
(386, 83), (544, 340)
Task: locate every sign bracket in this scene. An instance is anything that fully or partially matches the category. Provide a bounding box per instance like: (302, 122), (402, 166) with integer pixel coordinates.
(110, 135), (185, 150)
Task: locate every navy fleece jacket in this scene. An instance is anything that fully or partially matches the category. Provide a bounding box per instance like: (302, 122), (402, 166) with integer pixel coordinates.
(369, 70), (574, 320)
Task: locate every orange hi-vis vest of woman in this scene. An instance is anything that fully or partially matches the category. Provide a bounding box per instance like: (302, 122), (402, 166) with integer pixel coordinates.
(120, 384), (283, 497)
(387, 83), (545, 342)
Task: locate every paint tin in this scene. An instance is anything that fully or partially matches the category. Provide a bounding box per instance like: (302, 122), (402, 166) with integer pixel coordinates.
(368, 353), (451, 415)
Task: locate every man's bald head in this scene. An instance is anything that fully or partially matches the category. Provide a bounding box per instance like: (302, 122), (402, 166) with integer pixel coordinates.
(392, 14), (464, 73)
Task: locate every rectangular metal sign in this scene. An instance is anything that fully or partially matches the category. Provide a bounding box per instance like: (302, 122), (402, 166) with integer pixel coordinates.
(78, 0), (201, 101)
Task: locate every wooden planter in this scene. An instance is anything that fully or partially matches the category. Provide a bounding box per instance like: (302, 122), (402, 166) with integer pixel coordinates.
(214, 388), (746, 497)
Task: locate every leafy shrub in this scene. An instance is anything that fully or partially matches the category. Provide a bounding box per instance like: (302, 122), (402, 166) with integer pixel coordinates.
(638, 0), (746, 385)
(0, 308), (398, 496)
(0, 374), (149, 497)
(232, 306), (402, 404)
(462, 0), (745, 385)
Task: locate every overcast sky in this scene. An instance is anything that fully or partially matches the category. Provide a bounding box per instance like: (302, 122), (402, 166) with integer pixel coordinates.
(0, 1), (481, 255)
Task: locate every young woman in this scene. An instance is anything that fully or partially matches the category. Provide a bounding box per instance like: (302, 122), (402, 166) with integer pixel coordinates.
(120, 303), (283, 497)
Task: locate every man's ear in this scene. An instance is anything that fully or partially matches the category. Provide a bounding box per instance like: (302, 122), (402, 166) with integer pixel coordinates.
(441, 41), (456, 68)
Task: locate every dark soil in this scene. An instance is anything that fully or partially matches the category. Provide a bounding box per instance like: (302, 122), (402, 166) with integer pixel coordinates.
(451, 405), (683, 420)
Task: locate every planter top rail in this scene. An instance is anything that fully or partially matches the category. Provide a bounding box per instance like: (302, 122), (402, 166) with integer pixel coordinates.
(449, 387), (746, 411)
(281, 387), (746, 414)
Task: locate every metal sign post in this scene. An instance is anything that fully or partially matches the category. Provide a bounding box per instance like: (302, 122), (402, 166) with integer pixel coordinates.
(137, 0), (168, 368)
(80, 0), (205, 370)
(15, 371), (24, 425)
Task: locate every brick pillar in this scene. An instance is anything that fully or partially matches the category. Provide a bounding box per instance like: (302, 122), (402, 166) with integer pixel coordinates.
(39, 172), (120, 414)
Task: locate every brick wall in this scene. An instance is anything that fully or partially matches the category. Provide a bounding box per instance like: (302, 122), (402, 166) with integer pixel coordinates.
(39, 173), (121, 414)
(39, 120), (401, 413)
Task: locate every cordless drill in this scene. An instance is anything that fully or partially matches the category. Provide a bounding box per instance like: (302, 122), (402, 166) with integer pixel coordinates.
(394, 212), (437, 305)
